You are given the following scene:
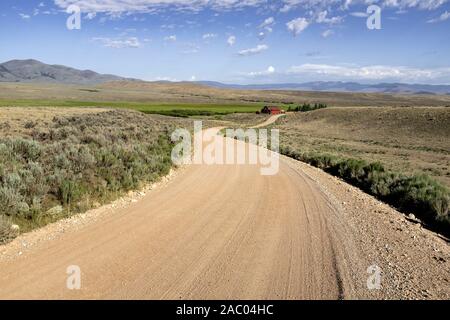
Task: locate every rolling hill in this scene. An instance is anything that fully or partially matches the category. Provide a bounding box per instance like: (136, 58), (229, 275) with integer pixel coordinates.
(198, 81), (450, 95)
(0, 59), (129, 84)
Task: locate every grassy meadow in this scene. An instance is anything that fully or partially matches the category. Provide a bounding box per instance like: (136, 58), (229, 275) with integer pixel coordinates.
(0, 99), (264, 117)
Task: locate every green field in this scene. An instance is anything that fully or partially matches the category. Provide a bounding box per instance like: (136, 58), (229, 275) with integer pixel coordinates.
(0, 99), (264, 117)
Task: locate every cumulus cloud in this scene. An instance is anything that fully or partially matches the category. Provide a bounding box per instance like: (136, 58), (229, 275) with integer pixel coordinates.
(258, 17), (275, 39)
(53, 0), (448, 17)
(259, 17), (275, 29)
(383, 0), (448, 10)
(279, 0), (448, 12)
(321, 29), (334, 38)
(238, 44), (269, 56)
(54, 0), (267, 14)
(427, 10), (450, 22)
(286, 18), (309, 36)
(19, 13), (31, 19)
(92, 37), (141, 48)
(287, 63), (450, 82)
(316, 10), (343, 24)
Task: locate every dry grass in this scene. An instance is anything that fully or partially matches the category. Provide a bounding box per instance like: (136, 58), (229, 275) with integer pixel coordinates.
(276, 107), (450, 187)
(2, 82), (450, 107)
(0, 107), (108, 138)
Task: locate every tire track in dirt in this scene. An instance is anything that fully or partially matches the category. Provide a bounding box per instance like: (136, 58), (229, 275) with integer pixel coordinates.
(0, 118), (371, 299)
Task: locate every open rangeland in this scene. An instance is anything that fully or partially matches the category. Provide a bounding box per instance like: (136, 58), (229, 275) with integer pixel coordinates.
(0, 84), (448, 300)
(276, 107), (450, 188)
(0, 106), (448, 300)
(2, 82), (450, 116)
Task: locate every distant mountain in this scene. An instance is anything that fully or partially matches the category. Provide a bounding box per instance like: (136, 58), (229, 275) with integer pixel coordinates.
(197, 81), (450, 95)
(2, 59), (449, 95)
(0, 59), (131, 84)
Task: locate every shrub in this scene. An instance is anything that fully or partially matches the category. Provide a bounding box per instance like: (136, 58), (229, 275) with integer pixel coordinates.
(389, 175), (449, 229)
(0, 215), (18, 245)
(280, 148), (450, 236)
(288, 103), (328, 113)
(0, 110), (182, 235)
(7, 138), (41, 161)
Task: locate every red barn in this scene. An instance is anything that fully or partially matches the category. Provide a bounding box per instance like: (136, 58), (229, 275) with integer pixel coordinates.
(261, 106), (284, 115)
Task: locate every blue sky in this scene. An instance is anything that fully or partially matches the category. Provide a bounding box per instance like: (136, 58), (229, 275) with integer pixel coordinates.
(0, 0), (449, 84)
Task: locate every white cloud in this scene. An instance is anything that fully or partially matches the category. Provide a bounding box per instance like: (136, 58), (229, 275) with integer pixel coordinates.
(164, 35), (177, 42)
(202, 33), (218, 40)
(246, 66), (276, 77)
(258, 31), (266, 40)
(227, 35), (236, 46)
(280, 0), (448, 12)
(258, 17), (275, 39)
(155, 76), (179, 82)
(427, 10), (450, 23)
(86, 12), (97, 19)
(287, 63), (450, 82)
(54, 0), (267, 14)
(286, 18), (309, 36)
(238, 44), (269, 56)
(92, 37), (141, 48)
(350, 12), (369, 18)
(316, 10), (343, 24)
(19, 13), (31, 19)
(259, 17), (275, 29)
(382, 0), (448, 11)
(321, 29), (334, 38)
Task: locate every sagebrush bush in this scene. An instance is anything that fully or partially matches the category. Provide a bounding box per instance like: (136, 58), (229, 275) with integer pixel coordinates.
(279, 146), (450, 236)
(0, 110), (180, 233)
(0, 215), (17, 244)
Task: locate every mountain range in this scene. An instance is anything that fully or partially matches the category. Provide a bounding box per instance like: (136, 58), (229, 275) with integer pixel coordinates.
(1, 59), (449, 95)
(0, 59), (129, 84)
(198, 81), (450, 95)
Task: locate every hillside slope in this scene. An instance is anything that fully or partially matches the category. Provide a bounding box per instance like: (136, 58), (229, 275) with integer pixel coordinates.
(0, 59), (127, 84)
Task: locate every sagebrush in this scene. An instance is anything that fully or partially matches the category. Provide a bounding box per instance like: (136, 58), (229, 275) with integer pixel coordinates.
(0, 110), (183, 243)
(281, 146), (450, 236)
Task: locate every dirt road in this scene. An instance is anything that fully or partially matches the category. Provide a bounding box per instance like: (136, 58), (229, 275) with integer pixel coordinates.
(0, 118), (448, 300)
(250, 114), (285, 128)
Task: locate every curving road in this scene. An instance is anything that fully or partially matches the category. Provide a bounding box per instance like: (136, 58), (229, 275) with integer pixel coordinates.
(0, 119), (366, 300)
